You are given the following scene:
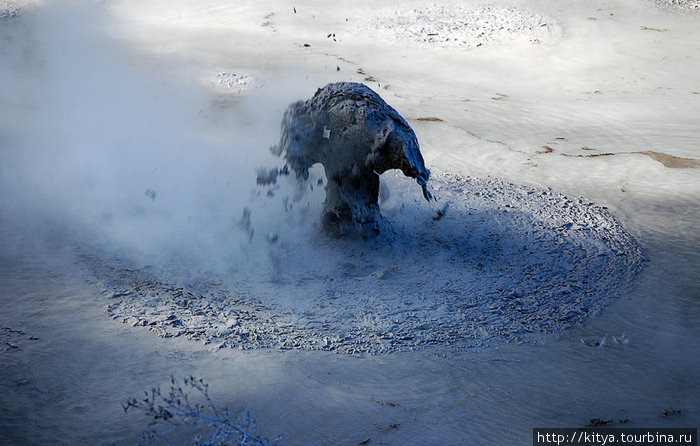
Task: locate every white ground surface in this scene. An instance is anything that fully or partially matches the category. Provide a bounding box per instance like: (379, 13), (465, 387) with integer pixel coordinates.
(1, 0), (699, 445)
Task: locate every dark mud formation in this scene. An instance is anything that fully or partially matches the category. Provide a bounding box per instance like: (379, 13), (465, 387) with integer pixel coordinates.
(264, 82), (431, 236)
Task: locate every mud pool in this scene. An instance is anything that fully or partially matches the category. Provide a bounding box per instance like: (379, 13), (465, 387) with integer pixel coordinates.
(88, 173), (644, 355)
(1, 0), (699, 445)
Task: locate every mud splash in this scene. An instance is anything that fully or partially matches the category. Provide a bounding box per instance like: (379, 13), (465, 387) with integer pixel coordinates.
(263, 82), (432, 236)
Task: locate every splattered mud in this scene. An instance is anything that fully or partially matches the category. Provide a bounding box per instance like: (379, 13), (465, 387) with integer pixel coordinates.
(0, 1), (25, 19)
(209, 72), (253, 94)
(358, 5), (561, 48)
(652, 0), (700, 11)
(88, 173), (645, 355)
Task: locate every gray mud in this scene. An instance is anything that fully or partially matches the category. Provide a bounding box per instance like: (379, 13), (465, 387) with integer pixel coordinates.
(269, 82), (431, 236)
(87, 173), (645, 355)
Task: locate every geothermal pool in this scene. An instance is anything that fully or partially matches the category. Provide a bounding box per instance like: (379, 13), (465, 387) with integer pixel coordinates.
(1, 0), (698, 444)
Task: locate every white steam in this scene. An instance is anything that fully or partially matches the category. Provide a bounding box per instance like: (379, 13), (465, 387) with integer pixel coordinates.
(0, 2), (301, 274)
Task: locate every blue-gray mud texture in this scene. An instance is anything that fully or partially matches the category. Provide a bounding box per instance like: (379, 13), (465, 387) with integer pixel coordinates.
(88, 173), (645, 355)
(268, 82), (431, 236)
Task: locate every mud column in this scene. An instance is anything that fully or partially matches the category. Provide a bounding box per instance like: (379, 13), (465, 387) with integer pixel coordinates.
(270, 82), (432, 236)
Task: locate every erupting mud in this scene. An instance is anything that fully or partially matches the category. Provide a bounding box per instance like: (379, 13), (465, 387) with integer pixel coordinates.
(260, 82), (432, 236)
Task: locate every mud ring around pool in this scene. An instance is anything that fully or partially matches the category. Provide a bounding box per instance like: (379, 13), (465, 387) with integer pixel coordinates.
(89, 173), (645, 355)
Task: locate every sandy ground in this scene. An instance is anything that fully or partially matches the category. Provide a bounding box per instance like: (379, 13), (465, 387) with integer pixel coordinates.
(1, 0), (699, 444)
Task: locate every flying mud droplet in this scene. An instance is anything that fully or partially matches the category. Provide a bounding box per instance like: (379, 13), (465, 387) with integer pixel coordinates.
(265, 82), (433, 237)
(433, 202), (449, 221)
(238, 207), (254, 240)
(256, 165), (289, 186)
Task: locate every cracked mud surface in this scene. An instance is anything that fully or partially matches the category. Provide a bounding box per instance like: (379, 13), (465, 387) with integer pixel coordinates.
(87, 173), (645, 355)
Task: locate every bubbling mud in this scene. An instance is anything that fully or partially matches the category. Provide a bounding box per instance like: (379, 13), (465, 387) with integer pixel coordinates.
(260, 82), (432, 237)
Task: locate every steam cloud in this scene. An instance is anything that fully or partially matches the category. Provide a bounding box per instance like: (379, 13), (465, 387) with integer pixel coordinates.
(0, 2), (306, 275)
